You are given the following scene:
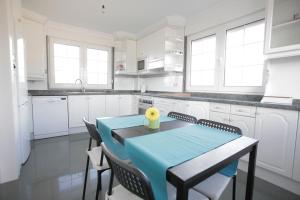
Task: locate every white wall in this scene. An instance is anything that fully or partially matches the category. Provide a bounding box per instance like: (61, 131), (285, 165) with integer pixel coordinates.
(265, 56), (300, 99)
(0, 0), (21, 183)
(140, 75), (183, 92)
(186, 0), (266, 35)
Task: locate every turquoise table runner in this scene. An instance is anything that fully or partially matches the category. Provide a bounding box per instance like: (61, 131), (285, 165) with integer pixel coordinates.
(125, 124), (241, 200)
(96, 115), (175, 159)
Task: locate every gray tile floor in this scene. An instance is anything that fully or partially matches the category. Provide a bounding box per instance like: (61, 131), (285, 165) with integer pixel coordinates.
(0, 133), (299, 200)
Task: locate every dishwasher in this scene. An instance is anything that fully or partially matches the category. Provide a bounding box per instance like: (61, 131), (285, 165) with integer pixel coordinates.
(32, 96), (69, 139)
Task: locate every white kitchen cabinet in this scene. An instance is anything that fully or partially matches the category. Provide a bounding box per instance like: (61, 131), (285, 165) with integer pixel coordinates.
(293, 112), (300, 182)
(105, 95), (120, 117)
(210, 112), (230, 124)
(88, 95), (106, 124)
(68, 96), (89, 128)
(210, 103), (231, 113)
(137, 26), (184, 72)
(22, 18), (46, 80)
(230, 115), (255, 161)
(132, 95), (139, 115)
(265, 0), (300, 57)
(188, 101), (210, 120)
(114, 40), (137, 73)
(255, 108), (298, 177)
(119, 95), (133, 116)
(154, 98), (173, 115)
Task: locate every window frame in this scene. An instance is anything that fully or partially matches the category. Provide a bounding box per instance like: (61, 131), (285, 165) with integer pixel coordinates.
(221, 19), (266, 93)
(186, 11), (266, 94)
(48, 37), (112, 90)
(186, 29), (220, 92)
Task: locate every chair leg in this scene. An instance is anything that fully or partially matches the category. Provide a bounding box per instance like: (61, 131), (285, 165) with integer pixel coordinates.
(108, 170), (114, 195)
(95, 171), (102, 200)
(232, 175), (237, 200)
(100, 151), (104, 166)
(82, 156), (90, 200)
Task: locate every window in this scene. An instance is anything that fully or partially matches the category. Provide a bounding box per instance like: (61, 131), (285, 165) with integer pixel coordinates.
(190, 35), (216, 86)
(53, 43), (80, 84)
(86, 48), (108, 85)
(49, 38), (112, 89)
(225, 20), (265, 87)
(186, 11), (266, 93)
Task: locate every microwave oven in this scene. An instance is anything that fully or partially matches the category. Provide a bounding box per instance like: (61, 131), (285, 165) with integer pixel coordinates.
(137, 59), (146, 71)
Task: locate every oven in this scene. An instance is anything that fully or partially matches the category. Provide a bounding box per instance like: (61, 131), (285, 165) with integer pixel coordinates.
(138, 96), (153, 114)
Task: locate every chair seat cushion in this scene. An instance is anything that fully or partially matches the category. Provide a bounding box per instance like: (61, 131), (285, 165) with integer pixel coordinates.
(193, 173), (232, 200)
(87, 146), (109, 171)
(106, 183), (209, 200)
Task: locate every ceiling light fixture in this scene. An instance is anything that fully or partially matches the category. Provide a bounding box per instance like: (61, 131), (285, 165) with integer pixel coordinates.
(100, 0), (109, 14)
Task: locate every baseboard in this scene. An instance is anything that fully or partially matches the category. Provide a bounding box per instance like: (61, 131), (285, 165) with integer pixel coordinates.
(33, 131), (69, 139)
(68, 126), (87, 134)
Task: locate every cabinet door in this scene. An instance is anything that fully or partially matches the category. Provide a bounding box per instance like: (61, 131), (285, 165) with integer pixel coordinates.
(293, 113), (300, 182)
(154, 98), (172, 116)
(255, 108), (298, 177)
(119, 95), (133, 116)
(68, 96), (89, 128)
(105, 95), (120, 117)
(210, 112), (230, 124)
(88, 95), (106, 124)
(188, 101), (210, 120)
(230, 115), (255, 161)
(22, 18), (46, 80)
(132, 95), (139, 115)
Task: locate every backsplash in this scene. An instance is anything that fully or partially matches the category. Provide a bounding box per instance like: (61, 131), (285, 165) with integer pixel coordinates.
(139, 75), (183, 92)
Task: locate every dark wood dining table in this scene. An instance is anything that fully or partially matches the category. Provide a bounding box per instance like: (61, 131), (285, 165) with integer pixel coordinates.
(111, 119), (259, 200)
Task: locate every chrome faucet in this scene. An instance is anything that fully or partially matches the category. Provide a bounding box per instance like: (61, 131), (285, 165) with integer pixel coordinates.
(75, 79), (85, 93)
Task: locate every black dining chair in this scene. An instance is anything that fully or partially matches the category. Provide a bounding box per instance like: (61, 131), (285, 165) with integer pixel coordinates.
(102, 143), (209, 200)
(193, 119), (242, 200)
(167, 111), (197, 124)
(82, 118), (110, 200)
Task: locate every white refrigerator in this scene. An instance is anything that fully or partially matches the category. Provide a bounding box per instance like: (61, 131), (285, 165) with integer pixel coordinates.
(15, 19), (32, 164)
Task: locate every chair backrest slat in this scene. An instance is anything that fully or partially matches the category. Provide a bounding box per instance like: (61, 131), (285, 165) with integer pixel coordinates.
(102, 144), (155, 200)
(168, 112), (197, 124)
(197, 119), (242, 135)
(83, 118), (102, 146)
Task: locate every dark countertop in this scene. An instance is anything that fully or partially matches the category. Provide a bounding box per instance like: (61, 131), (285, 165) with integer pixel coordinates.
(140, 92), (300, 111)
(28, 90), (137, 96)
(28, 90), (300, 111)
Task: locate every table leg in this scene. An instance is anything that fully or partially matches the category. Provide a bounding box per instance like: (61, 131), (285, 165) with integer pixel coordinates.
(176, 185), (188, 200)
(245, 144), (257, 200)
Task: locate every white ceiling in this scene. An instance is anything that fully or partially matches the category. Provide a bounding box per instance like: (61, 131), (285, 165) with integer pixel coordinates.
(22, 0), (223, 34)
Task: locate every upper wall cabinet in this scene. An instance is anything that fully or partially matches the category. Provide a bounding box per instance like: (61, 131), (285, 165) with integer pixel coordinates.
(114, 39), (137, 74)
(22, 18), (47, 80)
(137, 26), (185, 72)
(265, 0), (300, 57)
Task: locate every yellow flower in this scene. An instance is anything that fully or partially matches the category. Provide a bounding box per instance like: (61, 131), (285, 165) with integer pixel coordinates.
(145, 107), (160, 121)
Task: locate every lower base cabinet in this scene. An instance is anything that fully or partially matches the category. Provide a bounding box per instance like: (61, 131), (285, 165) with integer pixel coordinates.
(89, 95), (106, 124)
(255, 108), (298, 177)
(210, 111), (230, 124)
(230, 115), (255, 161)
(68, 96), (89, 128)
(293, 113), (300, 182)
